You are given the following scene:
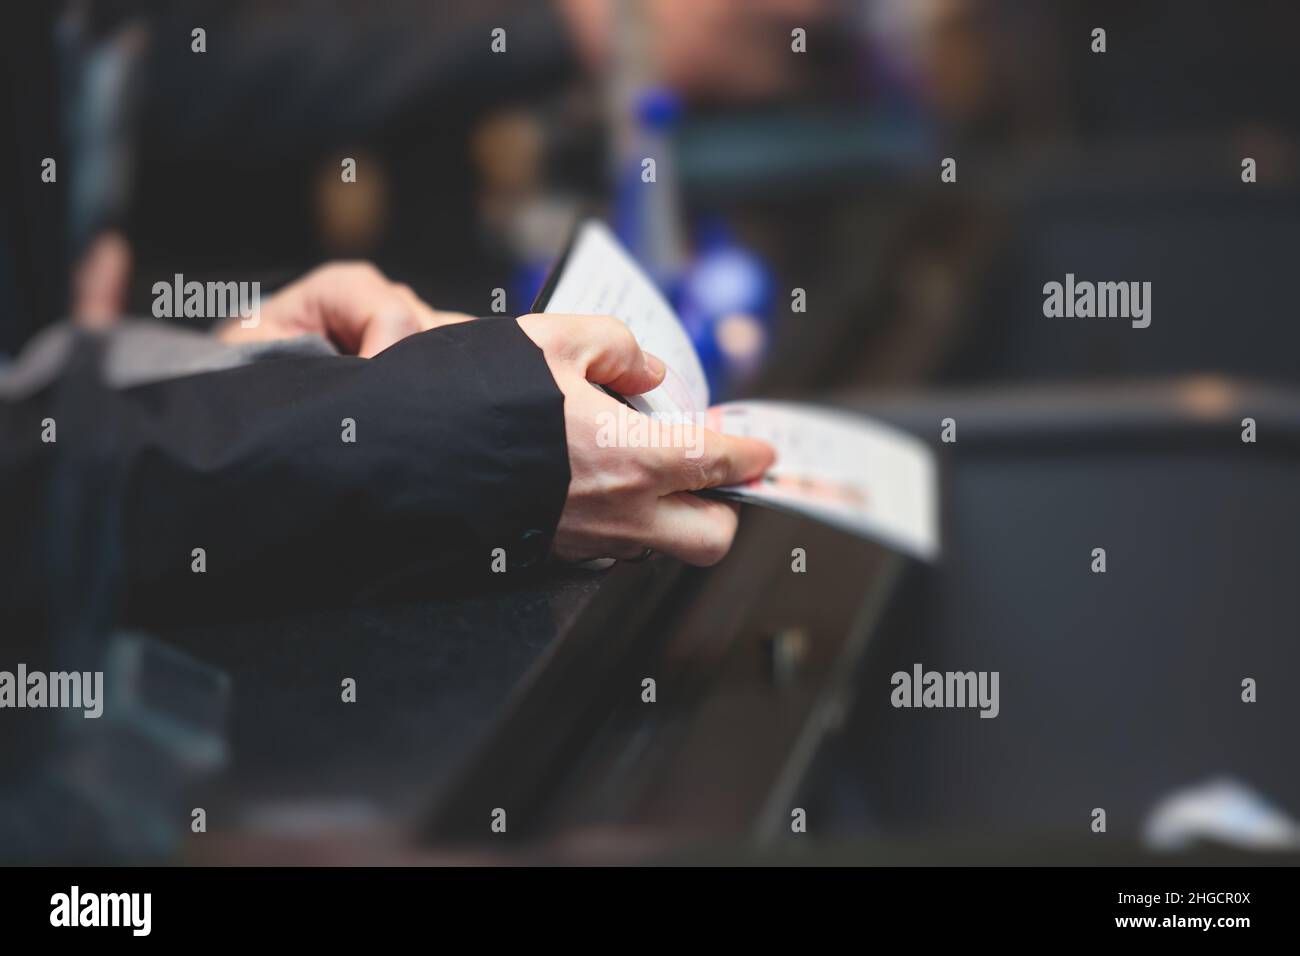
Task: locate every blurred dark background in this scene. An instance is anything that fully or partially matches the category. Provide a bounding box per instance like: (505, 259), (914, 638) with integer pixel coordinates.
(3, 0), (1299, 864)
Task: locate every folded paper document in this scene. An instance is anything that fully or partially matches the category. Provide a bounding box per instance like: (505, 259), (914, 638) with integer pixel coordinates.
(534, 220), (939, 560)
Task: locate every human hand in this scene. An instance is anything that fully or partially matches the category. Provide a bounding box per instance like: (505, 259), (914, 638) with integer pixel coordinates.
(217, 262), (474, 357)
(517, 312), (776, 566)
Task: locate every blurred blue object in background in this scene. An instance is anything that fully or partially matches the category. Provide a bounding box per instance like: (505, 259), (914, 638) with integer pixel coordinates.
(616, 86), (774, 400)
(677, 218), (773, 401)
(614, 86), (687, 286)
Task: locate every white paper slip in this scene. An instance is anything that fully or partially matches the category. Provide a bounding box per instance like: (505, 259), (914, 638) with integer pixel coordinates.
(709, 400), (939, 561)
(540, 220), (707, 418)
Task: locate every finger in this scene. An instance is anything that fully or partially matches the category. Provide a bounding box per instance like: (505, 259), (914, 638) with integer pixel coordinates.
(546, 314), (667, 396)
(692, 430), (776, 490)
(609, 349), (666, 397)
(647, 427), (776, 493)
(306, 263), (395, 353)
(644, 493), (741, 566)
(356, 297), (422, 357)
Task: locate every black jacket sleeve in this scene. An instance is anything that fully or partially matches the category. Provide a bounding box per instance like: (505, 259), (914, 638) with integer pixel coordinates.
(0, 317), (570, 626)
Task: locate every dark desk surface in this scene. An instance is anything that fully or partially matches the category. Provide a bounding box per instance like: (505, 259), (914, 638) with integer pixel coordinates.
(163, 500), (893, 861)
(164, 568), (608, 831)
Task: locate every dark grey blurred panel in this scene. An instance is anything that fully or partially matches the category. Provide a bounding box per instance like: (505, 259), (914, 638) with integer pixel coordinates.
(802, 381), (1300, 846)
(948, 189), (1300, 384)
(840, 377), (1300, 444)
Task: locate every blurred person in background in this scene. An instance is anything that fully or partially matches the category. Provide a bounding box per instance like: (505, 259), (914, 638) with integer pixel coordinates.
(41, 0), (844, 347)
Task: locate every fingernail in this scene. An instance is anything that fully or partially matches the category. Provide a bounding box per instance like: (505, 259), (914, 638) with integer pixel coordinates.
(644, 353), (666, 378)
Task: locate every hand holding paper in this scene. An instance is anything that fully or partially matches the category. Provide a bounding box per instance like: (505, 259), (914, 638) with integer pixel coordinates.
(517, 311), (775, 566)
(535, 219), (939, 561)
